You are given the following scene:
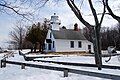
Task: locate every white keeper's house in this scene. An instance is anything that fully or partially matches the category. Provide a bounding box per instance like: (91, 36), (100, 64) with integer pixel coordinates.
(44, 13), (93, 53)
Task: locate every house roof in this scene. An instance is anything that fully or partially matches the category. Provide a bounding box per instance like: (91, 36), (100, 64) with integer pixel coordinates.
(46, 39), (52, 43)
(52, 29), (87, 40)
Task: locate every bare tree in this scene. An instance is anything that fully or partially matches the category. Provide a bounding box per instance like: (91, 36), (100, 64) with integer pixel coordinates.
(66, 0), (106, 70)
(105, 0), (120, 23)
(9, 22), (26, 50)
(83, 27), (93, 42)
(30, 0), (106, 70)
(0, 0), (48, 20)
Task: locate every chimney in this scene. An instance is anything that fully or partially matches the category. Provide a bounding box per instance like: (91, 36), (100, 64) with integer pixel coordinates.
(74, 23), (79, 31)
(62, 26), (66, 29)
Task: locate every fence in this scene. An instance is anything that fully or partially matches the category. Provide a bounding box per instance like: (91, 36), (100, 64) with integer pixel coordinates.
(1, 59), (120, 79)
(33, 59), (120, 70)
(2, 51), (14, 60)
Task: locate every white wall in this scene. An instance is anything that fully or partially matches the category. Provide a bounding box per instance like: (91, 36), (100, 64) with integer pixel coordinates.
(44, 30), (94, 53)
(55, 39), (93, 52)
(44, 30), (56, 52)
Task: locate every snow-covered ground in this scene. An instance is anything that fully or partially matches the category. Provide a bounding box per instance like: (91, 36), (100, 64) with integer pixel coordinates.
(34, 55), (120, 66)
(1, 64), (111, 80)
(0, 50), (120, 80)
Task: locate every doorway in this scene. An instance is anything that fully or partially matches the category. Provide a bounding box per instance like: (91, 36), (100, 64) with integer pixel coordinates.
(48, 44), (51, 50)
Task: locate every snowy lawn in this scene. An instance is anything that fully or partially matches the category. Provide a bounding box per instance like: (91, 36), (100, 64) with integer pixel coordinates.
(0, 50), (120, 80)
(34, 55), (120, 66)
(0, 64), (111, 80)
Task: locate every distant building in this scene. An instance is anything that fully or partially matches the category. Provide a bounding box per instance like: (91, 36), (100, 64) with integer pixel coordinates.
(44, 13), (93, 53)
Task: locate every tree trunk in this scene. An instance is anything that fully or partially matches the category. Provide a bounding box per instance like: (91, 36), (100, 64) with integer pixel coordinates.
(34, 43), (37, 53)
(93, 26), (102, 70)
(39, 43), (42, 52)
(31, 47), (33, 53)
(19, 42), (22, 51)
(30, 44), (33, 53)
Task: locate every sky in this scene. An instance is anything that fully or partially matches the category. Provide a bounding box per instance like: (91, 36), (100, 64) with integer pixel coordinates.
(0, 0), (120, 48)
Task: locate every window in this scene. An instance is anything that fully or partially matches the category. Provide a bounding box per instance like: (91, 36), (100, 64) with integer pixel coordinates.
(78, 41), (82, 48)
(70, 41), (74, 48)
(50, 33), (52, 38)
(88, 45), (91, 49)
(51, 22), (53, 24)
(53, 41), (54, 48)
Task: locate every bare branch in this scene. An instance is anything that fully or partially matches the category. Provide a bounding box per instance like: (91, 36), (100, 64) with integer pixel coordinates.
(66, 0), (94, 30)
(99, 0), (106, 26)
(106, 0), (120, 23)
(36, 0), (49, 9)
(0, 3), (32, 21)
(79, 0), (84, 9)
(88, 0), (99, 25)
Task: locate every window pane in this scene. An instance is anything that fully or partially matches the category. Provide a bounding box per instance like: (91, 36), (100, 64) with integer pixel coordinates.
(88, 45), (91, 49)
(53, 41), (54, 48)
(78, 41), (81, 48)
(70, 41), (74, 48)
(50, 33), (52, 38)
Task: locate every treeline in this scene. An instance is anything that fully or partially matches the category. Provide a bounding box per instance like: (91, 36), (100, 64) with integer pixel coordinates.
(9, 20), (49, 53)
(10, 21), (120, 51)
(84, 24), (120, 50)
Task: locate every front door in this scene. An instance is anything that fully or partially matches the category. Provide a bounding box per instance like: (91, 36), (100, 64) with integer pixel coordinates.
(48, 44), (51, 50)
(88, 45), (91, 50)
(88, 45), (91, 53)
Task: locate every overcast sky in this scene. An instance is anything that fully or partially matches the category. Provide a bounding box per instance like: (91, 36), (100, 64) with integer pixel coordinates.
(0, 0), (120, 48)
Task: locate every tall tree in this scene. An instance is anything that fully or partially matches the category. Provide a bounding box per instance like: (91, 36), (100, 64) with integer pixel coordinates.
(9, 23), (26, 50)
(26, 24), (38, 52)
(36, 22), (48, 52)
(100, 27), (109, 50)
(66, 0), (106, 70)
(25, 22), (47, 52)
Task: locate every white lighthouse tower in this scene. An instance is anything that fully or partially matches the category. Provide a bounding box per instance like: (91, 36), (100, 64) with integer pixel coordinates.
(50, 13), (61, 30)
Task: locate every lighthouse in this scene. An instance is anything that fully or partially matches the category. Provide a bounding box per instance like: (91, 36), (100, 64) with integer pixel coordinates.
(50, 13), (61, 30)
